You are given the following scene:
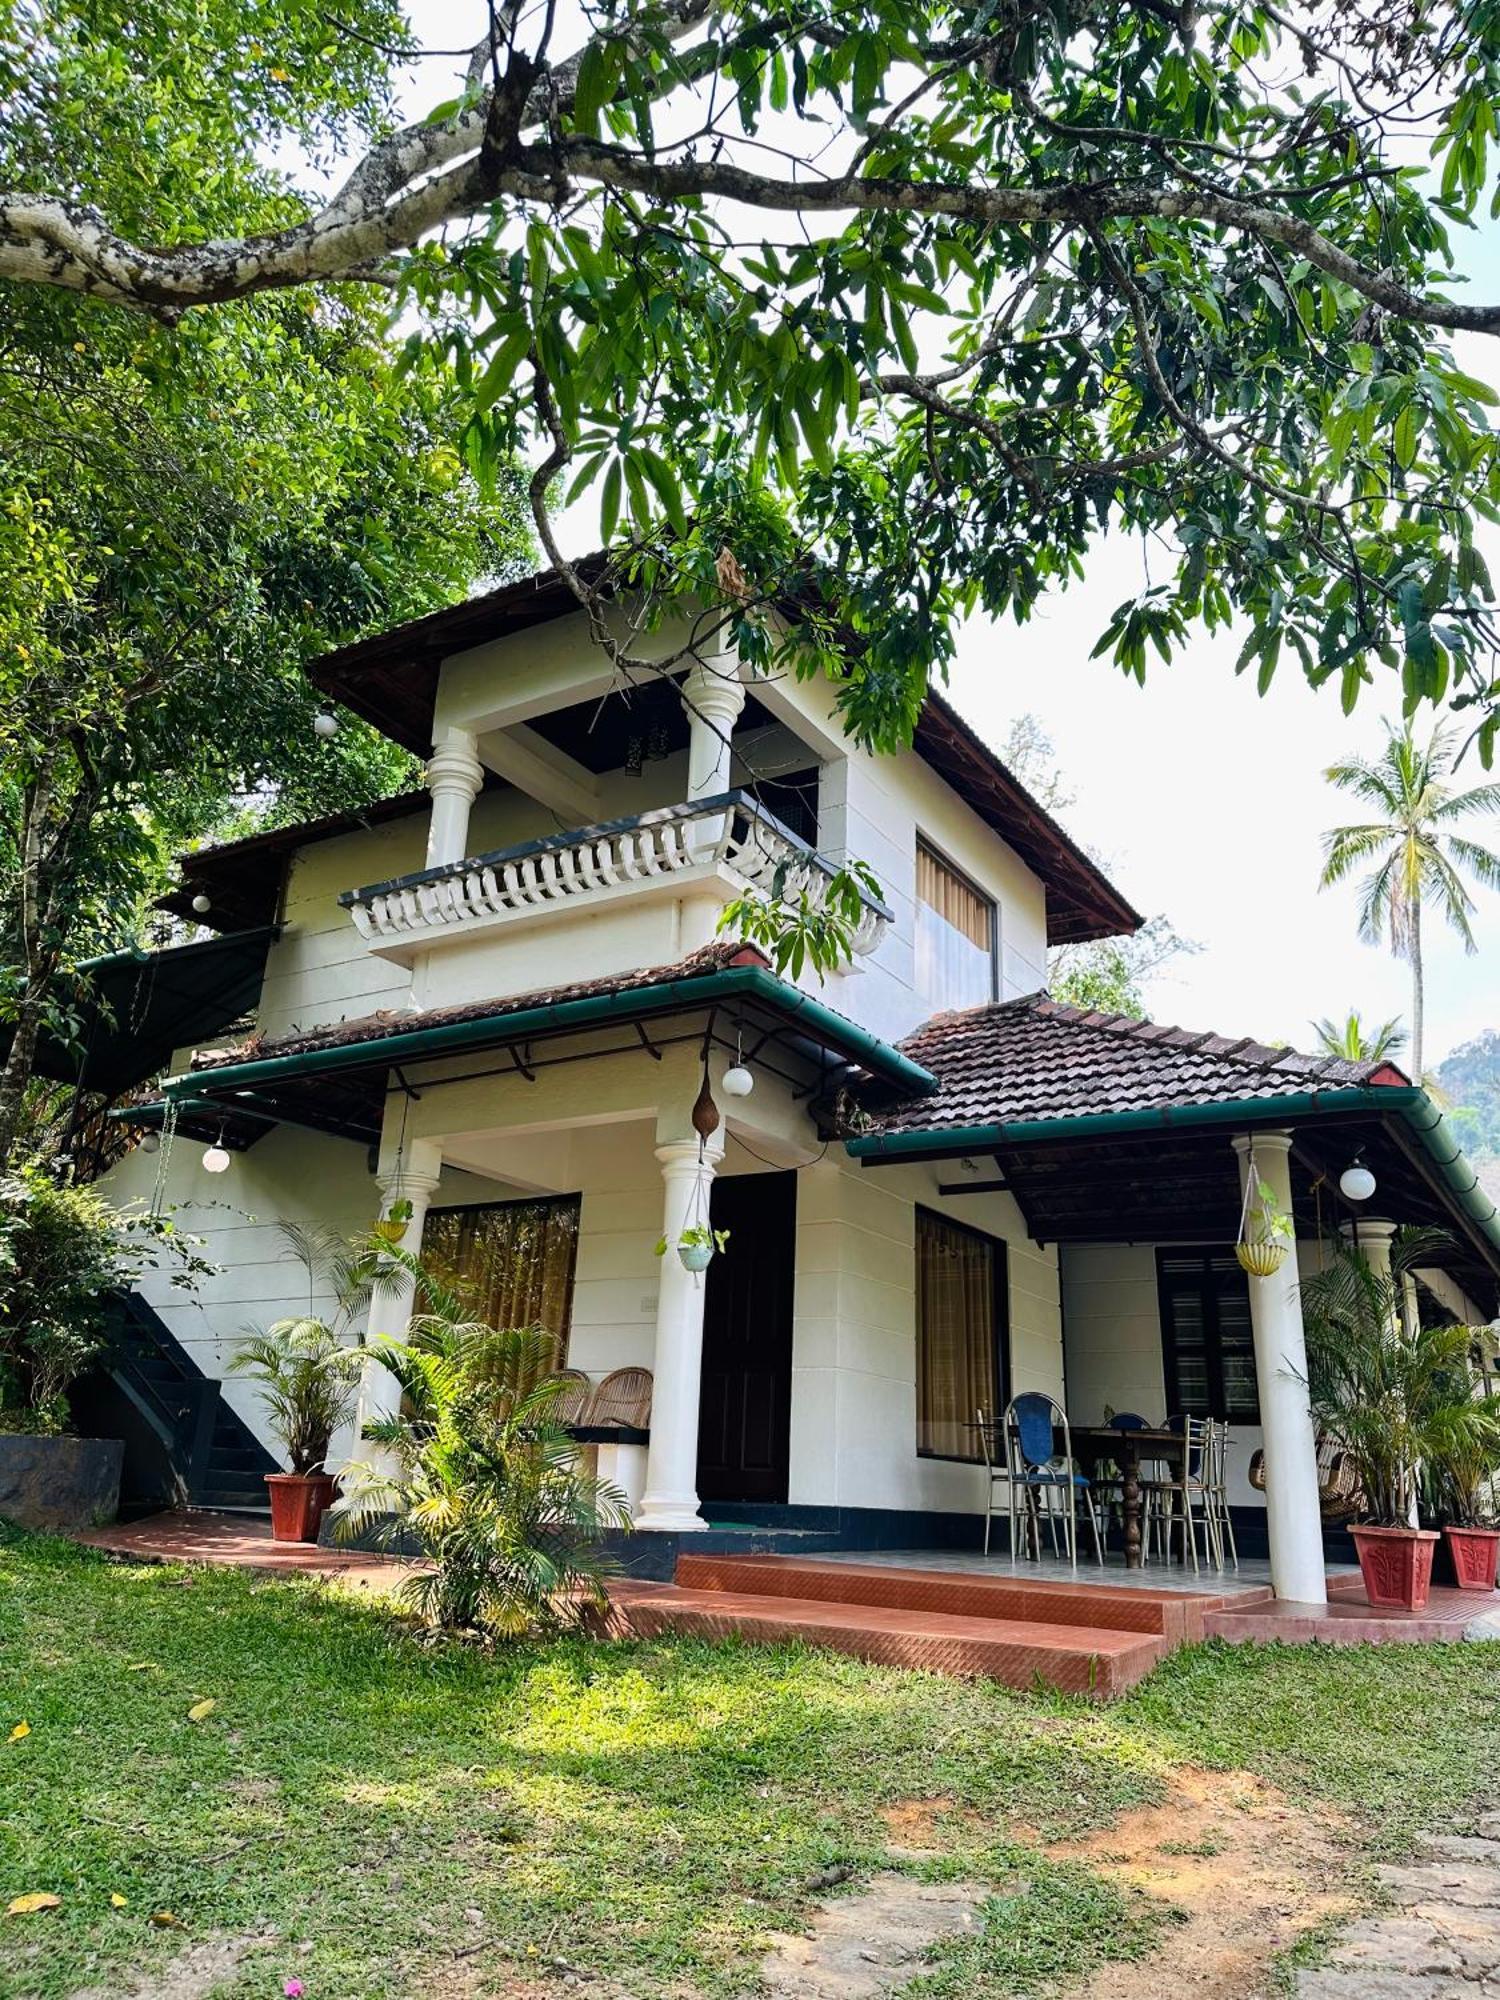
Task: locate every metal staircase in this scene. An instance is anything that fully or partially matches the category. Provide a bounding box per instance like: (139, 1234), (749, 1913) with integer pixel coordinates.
(102, 1293), (278, 1513)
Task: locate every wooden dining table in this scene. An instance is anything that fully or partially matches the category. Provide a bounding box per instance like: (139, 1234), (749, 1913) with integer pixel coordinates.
(1067, 1425), (1188, 1569)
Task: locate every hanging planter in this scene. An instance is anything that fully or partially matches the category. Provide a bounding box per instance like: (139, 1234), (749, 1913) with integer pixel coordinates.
(1235, 1171), (1295, 1276)
(656, 1223), (730, 1273)
(371, 1197), (413, 1246)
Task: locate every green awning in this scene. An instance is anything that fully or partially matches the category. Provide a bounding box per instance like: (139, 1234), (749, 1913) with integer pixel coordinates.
(32, 928), (277, 1098)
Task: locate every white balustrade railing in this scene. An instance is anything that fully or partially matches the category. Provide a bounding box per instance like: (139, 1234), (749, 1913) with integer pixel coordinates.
(341, 792), (891, 956)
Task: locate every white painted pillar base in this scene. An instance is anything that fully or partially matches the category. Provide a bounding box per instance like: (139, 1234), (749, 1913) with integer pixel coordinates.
(682, 656), (746, 860)
(636, 1136), (723, 1532)
(425, 726), (484, 868)
(598, 1440), (649, 1521)
(1234, 1131), (1328, 1605)
(353, 1143), (443, 1472)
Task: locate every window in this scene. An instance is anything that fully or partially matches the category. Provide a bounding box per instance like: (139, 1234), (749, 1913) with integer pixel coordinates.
(422, 1196), (581, 1367)
(916, 1207), (1008, 1462)
(915, 840), (996, 1013)
(1156, 1250), (1260, 1423)
(757, 767), (820, 847)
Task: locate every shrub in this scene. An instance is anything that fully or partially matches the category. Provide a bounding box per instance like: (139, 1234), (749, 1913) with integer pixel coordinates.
(0, 1162), (143, 1431)
(333, 1254), (628, 1639)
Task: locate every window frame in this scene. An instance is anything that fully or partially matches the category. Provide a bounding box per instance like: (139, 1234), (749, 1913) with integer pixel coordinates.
(1155, 1247), (1261, 1425)
(914, 836), (1000, 1012)
(914, 1204), (1010, 1465)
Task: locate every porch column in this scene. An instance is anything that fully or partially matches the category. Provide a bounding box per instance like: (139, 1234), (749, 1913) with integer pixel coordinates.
(425, 726), (484, 867)
(1233, 1131), (1327, 1605)
(354, 1143), (443, 1465)
(636, 1135), (724, 1531)
(682, 656), (746, 803)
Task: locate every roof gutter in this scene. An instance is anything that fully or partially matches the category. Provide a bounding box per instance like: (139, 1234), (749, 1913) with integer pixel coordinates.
(164, 965), (938, 1102)
(848, 1085), (1500, 1272)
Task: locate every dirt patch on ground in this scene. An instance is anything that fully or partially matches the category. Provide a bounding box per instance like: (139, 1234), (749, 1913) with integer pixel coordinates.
(1046, 1764), (1352, 2000)
(879, 1794), (959, 1852)
(758, 1872), (987, 1998)
(69, 1934), (268, 2000)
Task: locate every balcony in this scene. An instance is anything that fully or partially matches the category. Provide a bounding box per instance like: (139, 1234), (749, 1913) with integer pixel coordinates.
(341, 791), (892, 967)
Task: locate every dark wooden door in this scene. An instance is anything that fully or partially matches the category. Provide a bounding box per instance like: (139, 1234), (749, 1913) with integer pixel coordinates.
(696, 1171), (797, 1505)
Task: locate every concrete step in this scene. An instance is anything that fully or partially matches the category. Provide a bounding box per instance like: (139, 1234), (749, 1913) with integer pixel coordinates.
(609, 1582), (1168, 1698)
(673, 1554), (1265, 1646)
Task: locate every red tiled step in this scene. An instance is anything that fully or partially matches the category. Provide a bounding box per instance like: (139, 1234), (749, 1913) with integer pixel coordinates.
(608, 1581), (1168, 1698)
(1205, 1582), (1500, 1647)
(674, 1554), (1267, 1647)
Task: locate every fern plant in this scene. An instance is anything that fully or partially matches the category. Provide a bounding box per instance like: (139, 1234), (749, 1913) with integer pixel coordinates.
(228, 1319), (364, 1475)
(332, 1251), (628, 1638)
(1301, 1229), (1500, 1527)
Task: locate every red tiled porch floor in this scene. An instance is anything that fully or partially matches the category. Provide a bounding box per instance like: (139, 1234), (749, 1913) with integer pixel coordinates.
(74, 1510), (408, 1595)
(1204, 1567), (1500, 1645)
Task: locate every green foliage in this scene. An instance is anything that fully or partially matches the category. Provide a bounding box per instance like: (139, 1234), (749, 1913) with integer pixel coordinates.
(228, 1323), (363, 1476)
(654, 1222), (730, 1257)
(1311, 1010), (1409, 1064)
(1436, 1030), (1500, 1158)
(0, 1163), (138, 1427)
(720, 855), (884, 980)
(1301, 1230), (1500, 1525)
(334, 1256), (629, 1639)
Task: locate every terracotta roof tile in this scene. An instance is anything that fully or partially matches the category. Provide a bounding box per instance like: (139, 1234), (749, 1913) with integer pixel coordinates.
(868, 993), (1410, 1136)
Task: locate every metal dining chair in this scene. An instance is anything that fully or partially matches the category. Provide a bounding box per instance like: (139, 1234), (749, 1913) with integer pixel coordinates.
(1143, 1415), (1220, 1571)
(1089, 1412), (1151, 1560)
(1003, 1392), (1105, 1568)
(975, 1406), (1012, 1556)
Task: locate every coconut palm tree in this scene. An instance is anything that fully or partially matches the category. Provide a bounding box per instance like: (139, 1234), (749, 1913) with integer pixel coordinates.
(1311, 1009), (1408, 1065)
(1320, 724), (1500, 1081)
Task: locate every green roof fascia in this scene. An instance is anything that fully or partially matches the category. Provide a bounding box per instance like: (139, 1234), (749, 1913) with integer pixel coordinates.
(162, 964), (938, 1104)
(847, 1084), (1500, 1273)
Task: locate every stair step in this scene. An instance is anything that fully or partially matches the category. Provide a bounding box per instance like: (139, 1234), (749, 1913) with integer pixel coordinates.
(672, 1555), (1253, 1645)
(611, 1584), (1166, 1699)
(190, 1494), (272, 1515)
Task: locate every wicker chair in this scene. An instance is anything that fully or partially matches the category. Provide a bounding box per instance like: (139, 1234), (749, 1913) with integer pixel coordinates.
(585, 1366), (653, 1432)
(546, 1368), (594, 1428)
(1248, 1429), (1364, 1523)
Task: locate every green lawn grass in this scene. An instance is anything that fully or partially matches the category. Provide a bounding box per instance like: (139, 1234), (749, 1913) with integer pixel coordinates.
(4, 1528), (1500, 2000)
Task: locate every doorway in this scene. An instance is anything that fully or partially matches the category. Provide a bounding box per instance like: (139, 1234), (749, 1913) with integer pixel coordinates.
(696, 1171), (797, 1505)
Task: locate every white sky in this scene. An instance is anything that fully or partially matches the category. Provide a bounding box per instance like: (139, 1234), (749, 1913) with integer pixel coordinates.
(377, 4), (1500, 1064)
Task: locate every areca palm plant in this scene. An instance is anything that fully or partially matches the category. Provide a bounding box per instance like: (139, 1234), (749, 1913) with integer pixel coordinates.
(1321, 724), (1500, 1081)
(1300, 1230), (1500, 1527)
(333, 1255), (628, 1638)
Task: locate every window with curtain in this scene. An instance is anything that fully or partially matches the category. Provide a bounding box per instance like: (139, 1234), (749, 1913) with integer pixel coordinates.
(422, 1196), (582, 1367)
(915, 840), (996, 1014)
(1156, 1249), (1260, 1423)
(915, 1208), (1007, 1462)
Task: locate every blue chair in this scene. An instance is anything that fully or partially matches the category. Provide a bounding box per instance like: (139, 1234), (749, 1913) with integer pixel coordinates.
(1002, 1392), (1104, 1568)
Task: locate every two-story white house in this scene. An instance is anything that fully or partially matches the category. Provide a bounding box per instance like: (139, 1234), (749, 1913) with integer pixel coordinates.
(93, 561), (1500, 1606)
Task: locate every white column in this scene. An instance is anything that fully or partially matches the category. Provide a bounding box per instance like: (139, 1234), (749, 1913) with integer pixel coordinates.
(636, 1135), (724, 1531)
(353, 1143), (443, 1466)
(682, 657), (746, 803)
(1234, 1131), (1327, 1605)
(425, 726), (484, 868)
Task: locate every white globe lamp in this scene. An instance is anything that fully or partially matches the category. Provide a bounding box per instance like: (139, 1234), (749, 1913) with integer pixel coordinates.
(202, 1143), (231, 1175)
(191, 893), (212, 915)
(721, 1064), (754, 1098)
(312, 711), (340, 740)
(1339, 1160), (1377, 1203)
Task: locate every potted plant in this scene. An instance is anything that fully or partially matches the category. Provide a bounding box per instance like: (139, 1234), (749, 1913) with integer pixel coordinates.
(1434, 1401), (1500, 1591)
(1235, 1176), (1295, 1276)
(1302, 1229), (1477, 1611)
(229, 1319), (364, 1542)
(655, 1223), (730, 1273)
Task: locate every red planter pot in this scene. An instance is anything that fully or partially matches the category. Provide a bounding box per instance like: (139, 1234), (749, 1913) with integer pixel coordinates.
(1443, 1525), (1500, 1593)
(1349, 1524), (1439, 1611)
(265, 1472), (338, 1545)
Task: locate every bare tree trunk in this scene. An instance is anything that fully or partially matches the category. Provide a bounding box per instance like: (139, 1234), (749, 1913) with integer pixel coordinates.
(1410, 899), (1424, 1085)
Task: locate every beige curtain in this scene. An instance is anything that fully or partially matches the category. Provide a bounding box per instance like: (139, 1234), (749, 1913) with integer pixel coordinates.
(916, 841), (993, 950)
(422, 1197), (581, 1367)
(916, 1210), (999, 1462)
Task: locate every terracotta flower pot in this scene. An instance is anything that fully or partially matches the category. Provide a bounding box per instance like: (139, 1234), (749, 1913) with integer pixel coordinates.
(1349, 1523), (1439, 1611)
(265, 1472), (338, 1544)
(1443, 1524), (1500, 1593)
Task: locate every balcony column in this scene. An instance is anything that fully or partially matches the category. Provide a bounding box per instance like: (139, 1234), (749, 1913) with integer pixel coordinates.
(425, 726), (484, 868)
(353, 1142), (443, 1471)
(682, 657), (746, 802)
(636, 1134), (725, 1532)
(1233, 1131), (1327, 1605)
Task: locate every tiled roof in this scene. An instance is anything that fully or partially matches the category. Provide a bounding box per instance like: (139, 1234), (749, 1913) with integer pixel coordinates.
(868, 993), (1411, 1136)
(192, 940), (765, 1069)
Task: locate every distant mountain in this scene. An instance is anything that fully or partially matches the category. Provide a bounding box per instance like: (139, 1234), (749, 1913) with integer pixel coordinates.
(1435, 1031), (1500, 1161)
